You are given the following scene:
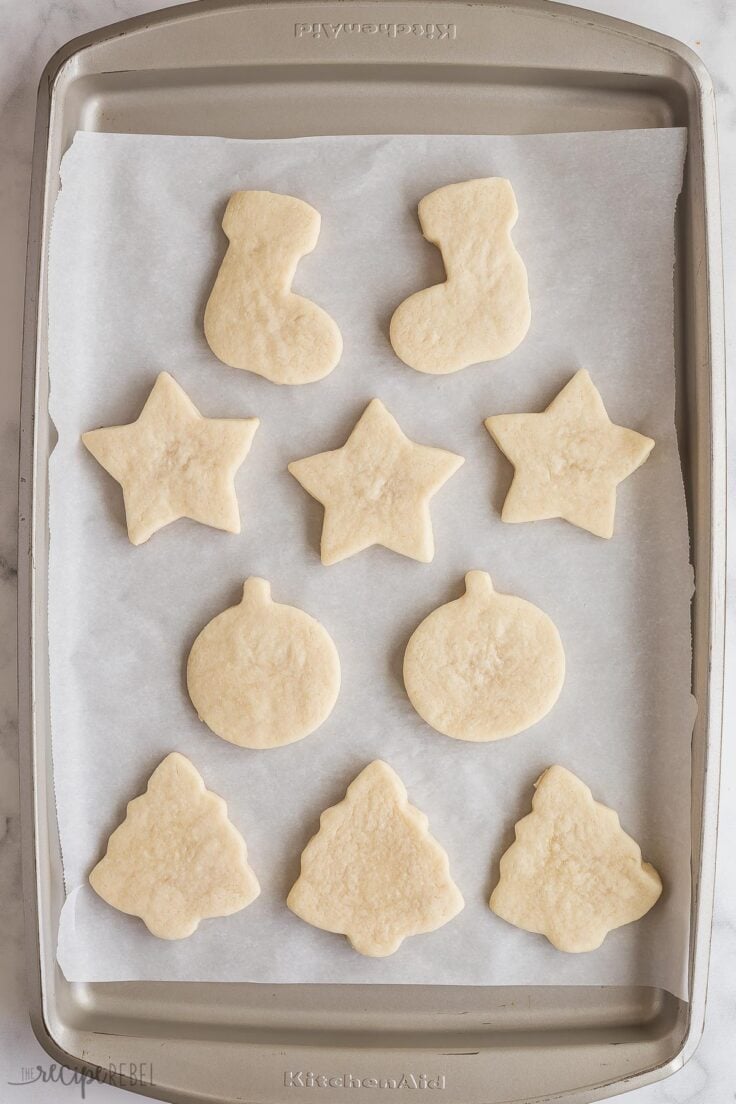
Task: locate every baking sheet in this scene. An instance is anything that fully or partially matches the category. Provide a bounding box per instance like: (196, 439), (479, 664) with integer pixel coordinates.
(48, 128), (691, 997)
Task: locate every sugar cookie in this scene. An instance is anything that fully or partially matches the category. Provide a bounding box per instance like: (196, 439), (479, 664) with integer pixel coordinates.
(187, 577), (340, 749)
(403, 570), (564, 742)
(82, 372), (259, 545)
(89, 753), (260, 939)
(287, 760), (464, 956)
(490, 766), (663, 952)
(390, 178), (530, 374)
(204, 190), (342, 384)
(288, 399), (464, 565)
(485, 369), (655, 538)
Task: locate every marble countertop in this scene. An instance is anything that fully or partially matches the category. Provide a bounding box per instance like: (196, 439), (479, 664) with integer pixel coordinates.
(0, 0), (732, 1101)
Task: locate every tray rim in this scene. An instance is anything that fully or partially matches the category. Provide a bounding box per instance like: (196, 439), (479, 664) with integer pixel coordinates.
(17, 1), (726, 1101)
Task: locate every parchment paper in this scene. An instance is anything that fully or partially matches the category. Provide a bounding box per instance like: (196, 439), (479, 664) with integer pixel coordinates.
(48, 129), (692, 998)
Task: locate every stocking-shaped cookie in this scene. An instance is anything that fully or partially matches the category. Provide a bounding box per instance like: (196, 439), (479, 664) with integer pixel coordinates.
(204, 190), (342, 384)
(390, 178), (530, 374)
(490, 766), (662, 952)
(89, 753), (260, 939)
(287, 760), (464, 956)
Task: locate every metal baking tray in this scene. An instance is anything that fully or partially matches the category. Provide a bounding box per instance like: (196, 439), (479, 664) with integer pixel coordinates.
(18, 1), (726, 1101)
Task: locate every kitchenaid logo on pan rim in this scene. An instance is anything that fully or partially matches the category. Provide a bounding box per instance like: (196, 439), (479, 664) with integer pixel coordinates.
(284, 1072), (447, 1089)
(295, 21), (457, 40)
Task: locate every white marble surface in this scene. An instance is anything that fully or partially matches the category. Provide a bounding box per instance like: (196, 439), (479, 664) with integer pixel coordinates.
(0, 0), (732, 1100)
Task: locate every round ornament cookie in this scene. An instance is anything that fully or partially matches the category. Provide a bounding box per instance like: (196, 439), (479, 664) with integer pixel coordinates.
(187, 578), (340, 749)
(403, 570), (564, 742)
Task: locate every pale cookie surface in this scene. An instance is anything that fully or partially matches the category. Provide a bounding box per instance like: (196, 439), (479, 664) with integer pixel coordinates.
(390, 178), (530, 375)
(490, 765), (662, 952)
(204, 190), (342, 384)
(403, 570), (565, 742)
(485, 369), (655, 538)
(82, 372), (259, 545)
(288, 398), (464, 565)
(287, 760), (464, 956)
(89, 752), (260, 939)
(187, 577), (340, 749)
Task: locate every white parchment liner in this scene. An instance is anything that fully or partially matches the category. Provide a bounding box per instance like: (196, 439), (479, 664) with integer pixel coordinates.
(48, 129), (691, 997)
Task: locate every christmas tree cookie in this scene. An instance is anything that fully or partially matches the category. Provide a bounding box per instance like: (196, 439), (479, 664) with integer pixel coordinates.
(485, 369), (655, 538)
(82, 372), (259, 545)
(287, 760), (464, 956)
(490, 766), (662, 952)
(390, 178), (530, 374)
(204, 190), (342, 384)
(89, 753), (260, 939)
(187, 578), (340, 749)
(288, 399), (464, 564)
(403, 571), (565, 742)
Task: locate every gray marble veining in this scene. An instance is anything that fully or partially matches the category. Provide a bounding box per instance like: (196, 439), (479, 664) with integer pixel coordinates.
(0, 1), (732, 1100)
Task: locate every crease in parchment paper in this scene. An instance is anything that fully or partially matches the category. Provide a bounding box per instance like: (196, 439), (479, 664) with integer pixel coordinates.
(47, 128), (691, 998)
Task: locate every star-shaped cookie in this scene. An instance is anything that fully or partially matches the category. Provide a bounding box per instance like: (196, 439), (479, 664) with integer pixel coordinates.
(485, 370), (654, 538)
(288, 399), (464, 565)
(82, 372), (259, 545)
